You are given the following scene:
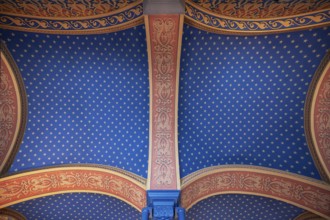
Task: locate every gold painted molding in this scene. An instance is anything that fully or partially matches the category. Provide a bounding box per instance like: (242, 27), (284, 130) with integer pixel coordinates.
(295, 211), (326, 220)
(0, 165), (146, 211)
(0, 208), (26, 220)
(305, 51), (330, 183)
(181, 165), (330, 219)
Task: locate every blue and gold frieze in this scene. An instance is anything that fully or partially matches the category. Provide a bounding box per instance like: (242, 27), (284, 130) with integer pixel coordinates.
(0, 1), (143, 34)
(185, 1), (330, 34)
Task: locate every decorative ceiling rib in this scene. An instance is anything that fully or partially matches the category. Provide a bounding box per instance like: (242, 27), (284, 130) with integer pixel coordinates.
(0, 0), (329, 35)
(181, 165), (330, 219)
(305, 51), (330, 182)
(0, 0), (143, 35)
(190, 0), (330, 19)
(0, 165), (146, 211)
(0, 41), (27, 175)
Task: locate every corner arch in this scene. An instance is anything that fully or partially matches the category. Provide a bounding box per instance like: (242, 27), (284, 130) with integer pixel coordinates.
(305, 51), (330, 183)
(0, 165), (146, 211)
(0, 41), (27, 175)
(181, 165), (330, 219)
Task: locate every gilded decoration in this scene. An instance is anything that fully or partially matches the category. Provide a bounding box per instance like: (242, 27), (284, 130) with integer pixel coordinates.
(185, 1), (330, 35)
(0, 42), (27, 175)
(0, 0), (137, 18)
(0, 208), (26, 220)
(181, 166), (330, 219)
(191, 0), (330, 19)
(0, 1), (143, 34)
(146, 15), (182, 190)
(305, 52), (330, 182)
(0, 166), (146, 211)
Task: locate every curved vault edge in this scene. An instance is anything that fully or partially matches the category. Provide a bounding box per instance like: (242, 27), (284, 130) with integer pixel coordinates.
(184, 0), (330, 35)
(0, 0), (144, 35)
(0, 165), (147, 211)
(0, 208), (26, 220)
(0, 41), (27, 175)
(0, 0), (329, 35)
(294, 211), (326, 220)
(305, 51), (330, 183)
(181, 165), (330, 219)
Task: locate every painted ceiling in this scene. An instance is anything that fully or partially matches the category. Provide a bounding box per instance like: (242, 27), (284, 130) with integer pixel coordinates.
(0, 0), (330, 220)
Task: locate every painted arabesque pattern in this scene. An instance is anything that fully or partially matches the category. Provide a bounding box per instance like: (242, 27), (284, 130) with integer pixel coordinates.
(181, 166), (330, 219)
(0, 0), (138, 18)
(0, 166), (146, 211)
(147, 15), (181, 189)
(0, 57), (17, 171)
(191, 0), (330, 19)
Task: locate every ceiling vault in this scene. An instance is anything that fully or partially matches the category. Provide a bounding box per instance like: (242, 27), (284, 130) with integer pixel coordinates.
(0, 0), (330, 219)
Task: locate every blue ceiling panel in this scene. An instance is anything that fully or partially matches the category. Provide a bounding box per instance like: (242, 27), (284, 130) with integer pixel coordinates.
(186, 194), (304, 220)
(179, 25), (330, 178)
(0, 26), (149, 177)
(10, 193), (140, 220)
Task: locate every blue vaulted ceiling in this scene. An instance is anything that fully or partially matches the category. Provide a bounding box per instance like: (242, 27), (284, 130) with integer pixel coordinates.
(10, 193), (141, 220)
(0, 25), (149, 177)
(1, 3), (330, 217)
(178, 25), (330, 179)
(186, 194), (304, 220)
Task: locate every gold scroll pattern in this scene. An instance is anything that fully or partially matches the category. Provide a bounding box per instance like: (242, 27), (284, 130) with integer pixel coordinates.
(190, 0), (330, 19)
(0, 0), (137, 18)
(0, 4), (143, 30)
(181, 169), (330, 219)
(316, 70), (330, 174)
(0, 168), (146, 211)
(151, 17), (177, 187)
(0, 57), (16, 173)
(185, 1), (330, 34)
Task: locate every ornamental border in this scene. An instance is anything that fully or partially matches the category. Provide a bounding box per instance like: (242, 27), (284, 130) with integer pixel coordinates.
(181, 165), (330, 219)
(0, 1), (143, 35)
(0, 0), (330, 35)
(0, 165), (147, 211)
(0, 41), (27, 175)
(184, 1), (330, 35)
(304, 51), (330, 183)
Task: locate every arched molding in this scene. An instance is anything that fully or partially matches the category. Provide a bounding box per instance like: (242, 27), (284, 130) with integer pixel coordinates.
(294, 211), (326, 220)
(305, 51), (330, 182)
(0, 208), (26, 220)
(184, 0), (330, 35)
(0, 1), (143, 35)
(0, 41), (27, 175)
(0, 165), (146, 211)
(181, 165), (330, 219)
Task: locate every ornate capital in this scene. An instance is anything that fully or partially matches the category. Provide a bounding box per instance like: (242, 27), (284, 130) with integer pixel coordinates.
(143, 190), (186, 220)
